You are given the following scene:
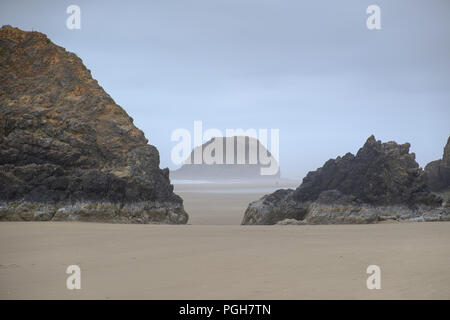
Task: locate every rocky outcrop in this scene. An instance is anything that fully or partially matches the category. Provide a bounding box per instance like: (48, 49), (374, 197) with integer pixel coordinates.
(171, 136), (280, 181)
(424, 137), (450, 192)
(0, 25), (188, 223)
(243, 189), (307, 225)
(242, 136), (449, 225)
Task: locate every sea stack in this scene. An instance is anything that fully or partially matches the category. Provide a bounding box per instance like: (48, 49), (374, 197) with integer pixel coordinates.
(242, 135), (450, 225)
(171, 136), (280, 181)
(0, 26), (188, 223)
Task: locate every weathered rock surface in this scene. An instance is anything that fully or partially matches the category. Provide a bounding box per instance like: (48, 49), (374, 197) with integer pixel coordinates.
(424, 136), (450, 192)
(0, 25), (188, 223)
(242, 136), (449, 225)
(276, 218), (306, 225)
(242, 189), (307, 225)
(171, 136), (280, 181)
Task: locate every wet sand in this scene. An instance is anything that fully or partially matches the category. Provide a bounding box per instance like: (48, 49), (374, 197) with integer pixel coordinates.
(174, 180), (298, 225)
(1, 221), (449, 299)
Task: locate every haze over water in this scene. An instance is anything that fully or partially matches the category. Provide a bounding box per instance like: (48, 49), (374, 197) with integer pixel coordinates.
(2, 0), (449, 179)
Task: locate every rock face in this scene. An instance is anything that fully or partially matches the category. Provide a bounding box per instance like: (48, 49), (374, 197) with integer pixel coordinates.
(424, 137), (450, 192)
(0, 25), (188, 223)
(171, 136), (280, 181)
(242, 136), (449, 225)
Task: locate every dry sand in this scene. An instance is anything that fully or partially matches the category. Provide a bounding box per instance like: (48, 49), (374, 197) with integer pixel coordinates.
(1, 221), (450, 299)
(1, 182), (449, 299)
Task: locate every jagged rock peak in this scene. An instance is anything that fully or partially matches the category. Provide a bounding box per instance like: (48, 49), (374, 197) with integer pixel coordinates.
(242, 136), (448, 225)
(293, 135), (436, 206)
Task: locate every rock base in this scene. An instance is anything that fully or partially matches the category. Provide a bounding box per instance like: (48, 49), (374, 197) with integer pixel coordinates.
(243, 189), (450, 225)
(0, 200), (188, 224)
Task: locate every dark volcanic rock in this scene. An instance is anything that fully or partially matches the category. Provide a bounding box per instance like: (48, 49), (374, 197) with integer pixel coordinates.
(241, 189), (307, 225)
(293, 135), (440, 206)
(0, 25), (188, 223)
(243, 136), (449, 225)
(424, 137), (450, 192)
(171, 136), (280, 181)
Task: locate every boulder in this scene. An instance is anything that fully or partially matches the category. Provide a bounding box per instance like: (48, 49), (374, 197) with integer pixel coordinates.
(242, 189), (307, 225)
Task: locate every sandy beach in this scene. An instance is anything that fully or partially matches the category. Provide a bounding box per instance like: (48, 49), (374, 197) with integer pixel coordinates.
(1, 217), (449, 299)
(1, 182), (450, 300)
(174, 180), (298, 225)
(2, 0), (450, 303)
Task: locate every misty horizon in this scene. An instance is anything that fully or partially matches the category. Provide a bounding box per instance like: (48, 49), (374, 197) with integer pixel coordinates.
(1, 0), (449, 180)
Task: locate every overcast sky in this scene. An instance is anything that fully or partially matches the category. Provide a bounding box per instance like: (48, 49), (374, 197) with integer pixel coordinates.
(1, 0), (449, 179)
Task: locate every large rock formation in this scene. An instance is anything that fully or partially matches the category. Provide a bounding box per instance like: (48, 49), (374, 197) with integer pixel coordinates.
(424, 137), (450, 192)
(171, 136), (280, 181)
(0, 25), (188, 223)
(243, 136), (449, 225)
